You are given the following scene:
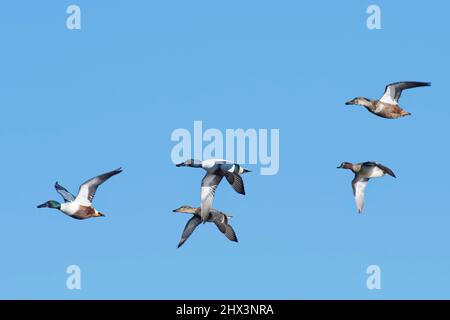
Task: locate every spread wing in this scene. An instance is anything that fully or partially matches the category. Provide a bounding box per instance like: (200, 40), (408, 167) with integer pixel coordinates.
(352, 176), (369, 214)
(54, 182), (76, 203)
(380, 81), (431, 104)
(375, 163), (396, 178)
(210, 212), (238, 242)
(178, 215), (201, 248)
(75, 168), (122, 205)
(362, 162), (396, 178)
(218, 164), (246, 195)
(223, 171), (245, 195)
(200, 173), (223, 222)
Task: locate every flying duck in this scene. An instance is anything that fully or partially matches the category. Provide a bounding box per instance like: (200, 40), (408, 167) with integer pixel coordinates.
(337, 162), (396, 213)
(173, 205), (238, 248)
(176, 159), (250, 222)
(37, 168), (122, 220)
(345, 81), (431, 119)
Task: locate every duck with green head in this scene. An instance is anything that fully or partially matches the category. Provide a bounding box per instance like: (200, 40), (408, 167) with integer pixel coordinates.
(37, 168), (122, 220)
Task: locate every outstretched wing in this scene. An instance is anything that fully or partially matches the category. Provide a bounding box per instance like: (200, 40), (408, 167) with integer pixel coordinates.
(178, 215), (202, 248)
(75, 168), (122, 205)
(210, 212), (238, 242)
(223, 224), (238, 242)
(376, 163), (396, 178)
(380, 81), (431, 104)
(218, 164), (246, 195)
(200, 173), (223, 222)
(224, 172), (245, 195)
(54, 182), (76, 203)
(352, 176), (369, 214)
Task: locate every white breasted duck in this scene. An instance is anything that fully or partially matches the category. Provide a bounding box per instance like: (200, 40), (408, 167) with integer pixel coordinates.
(345, 81), (431, 119)
(337, 162), (396, 213)
(37, 168), (122, 220)
(173, 205), (238, 248)
(176, 159), (250, 222)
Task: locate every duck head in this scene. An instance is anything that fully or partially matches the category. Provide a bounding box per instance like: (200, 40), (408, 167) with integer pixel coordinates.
(173, 205), (197, 214)
(176, 159), (202, 168)
(37, 200), (61, 210)
(337, 162), (353, 170)
(345, 97), (371, 107)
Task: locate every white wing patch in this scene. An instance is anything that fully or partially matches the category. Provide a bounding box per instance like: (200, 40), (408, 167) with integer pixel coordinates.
(379, 85), (397, 105)
(352, 176), (369, 213)
(75, 184), (93, 206)
(74, 168), (122, 206)
(200, 173), (223, 221)
(200, 185), (217, 222)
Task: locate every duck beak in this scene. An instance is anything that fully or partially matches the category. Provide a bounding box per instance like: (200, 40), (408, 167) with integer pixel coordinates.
(37, 202), (49, 208)
(172, 208), (181, 212)
(345, 99), (356, 105)
(176, 163), (185, 167)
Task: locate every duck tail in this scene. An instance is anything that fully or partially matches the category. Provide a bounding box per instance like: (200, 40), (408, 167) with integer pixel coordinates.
(401, 110), (411, 117)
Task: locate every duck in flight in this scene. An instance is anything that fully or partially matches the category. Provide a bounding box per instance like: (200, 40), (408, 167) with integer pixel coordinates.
(37, 168), (122, 220)
(176, 159), (250, 222)
(337, 162), (396, 213)
(345, 81), (431, 119)
(173, 205), (238, 248)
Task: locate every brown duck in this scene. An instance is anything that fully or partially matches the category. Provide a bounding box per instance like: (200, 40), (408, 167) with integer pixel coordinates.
(345, 81), (431, 119)
(173, 205), (238, 248)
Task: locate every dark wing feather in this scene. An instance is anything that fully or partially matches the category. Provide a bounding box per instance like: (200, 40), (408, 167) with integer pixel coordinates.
(376, 163), (396, 178)
(385, 81), (431, 102)
(210, 212), (238, 243)
(178, 216), (201, 248)
(223, 172), (245, 195)
(75, 168), (122, 204)
(54, 182), (76, 202)
(210, 212), (227, 233)
(224, 224), (238, 242)
(362, 161), (378, 167)
(362, 162), (396, 178)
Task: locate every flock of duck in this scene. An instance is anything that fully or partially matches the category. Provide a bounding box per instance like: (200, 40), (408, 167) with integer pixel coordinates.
(36, 81), (430, 248)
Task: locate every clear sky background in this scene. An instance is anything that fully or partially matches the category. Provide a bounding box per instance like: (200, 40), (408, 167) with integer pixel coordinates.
(0, 1), (449, 299)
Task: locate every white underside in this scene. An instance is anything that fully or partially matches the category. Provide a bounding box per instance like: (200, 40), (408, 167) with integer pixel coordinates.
(60, 201), (96, 216)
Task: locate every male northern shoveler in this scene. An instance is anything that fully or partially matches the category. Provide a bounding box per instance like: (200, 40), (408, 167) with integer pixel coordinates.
(173, 205), (238, 248)
(337, 162), (396, 213)
(345, 81), (431, 119)
(176, 159), (250, 222)
(37, 168), (122, 220)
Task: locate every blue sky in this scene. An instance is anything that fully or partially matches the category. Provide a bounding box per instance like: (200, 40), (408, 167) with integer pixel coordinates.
(0, 1), (449, 299)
